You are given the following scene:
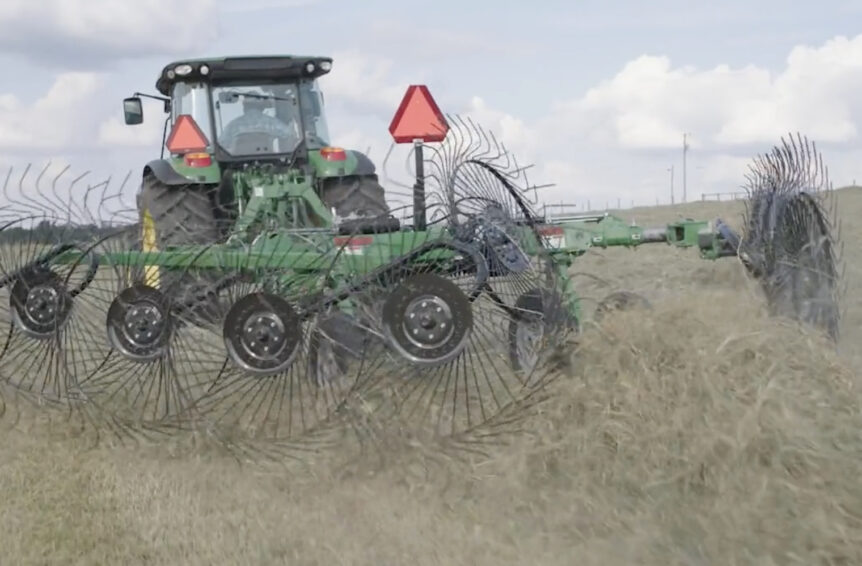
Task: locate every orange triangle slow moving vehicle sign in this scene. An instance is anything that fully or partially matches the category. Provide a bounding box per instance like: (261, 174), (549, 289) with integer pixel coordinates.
(165, 114), (210, 154)
(388, 85), (449, 144)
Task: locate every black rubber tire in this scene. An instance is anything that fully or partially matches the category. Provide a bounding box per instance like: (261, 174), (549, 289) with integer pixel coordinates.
(320, 174), (390, 219)
(508, 288), (578, 375)
(137, 172), (222, 324)
(139, 172), (220, 247)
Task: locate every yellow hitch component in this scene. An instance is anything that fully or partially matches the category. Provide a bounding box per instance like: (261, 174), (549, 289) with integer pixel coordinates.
(141, 208), (161, 288)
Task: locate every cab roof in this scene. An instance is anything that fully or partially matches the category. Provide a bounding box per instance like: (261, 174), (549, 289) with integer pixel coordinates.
(155, 55), (333, 96)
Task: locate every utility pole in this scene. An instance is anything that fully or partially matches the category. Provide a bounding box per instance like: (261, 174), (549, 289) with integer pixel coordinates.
(668, 165), (675, 205)
(683, 132), (690, 203)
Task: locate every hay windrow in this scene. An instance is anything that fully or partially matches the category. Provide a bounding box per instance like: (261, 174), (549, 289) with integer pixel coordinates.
(485, 289), (862, 563)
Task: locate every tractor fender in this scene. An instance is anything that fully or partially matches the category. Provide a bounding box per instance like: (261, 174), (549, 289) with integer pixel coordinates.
(143, 159), (195, 186)
(311, 149), (377, 180)
(349, 150), (377, 176)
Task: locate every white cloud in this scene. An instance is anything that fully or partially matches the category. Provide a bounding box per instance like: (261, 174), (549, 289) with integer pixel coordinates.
(558, 34), (862, 150)
(217, 0), (319, 12)
(97, 99), (169, 148)
(364, 20), (538, 60)
(453, 34), (862, 205)
(0, 72), (103, 151)
(319, 50), (419, 119)
(323, 34), (862, 208)
(0, 0), (219, 68)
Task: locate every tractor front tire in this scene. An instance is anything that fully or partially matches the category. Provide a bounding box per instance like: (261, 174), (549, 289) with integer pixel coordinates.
(138, 172), (222, 324)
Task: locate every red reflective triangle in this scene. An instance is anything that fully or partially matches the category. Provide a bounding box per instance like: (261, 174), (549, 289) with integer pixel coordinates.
(166, 114), (210, 154)
(388, 85), (449, 144)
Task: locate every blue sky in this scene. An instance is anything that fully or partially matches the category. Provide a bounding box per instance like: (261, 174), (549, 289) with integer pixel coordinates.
(0, 0), (859, 212)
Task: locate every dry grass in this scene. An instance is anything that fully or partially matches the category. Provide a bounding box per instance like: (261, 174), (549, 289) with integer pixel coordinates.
(1, 189), (862, 565)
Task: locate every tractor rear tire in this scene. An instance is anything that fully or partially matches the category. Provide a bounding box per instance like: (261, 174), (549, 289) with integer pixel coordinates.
(138, 172), (222, 324)
(320, 175), (390, 220)
(139, 172), (220, 247)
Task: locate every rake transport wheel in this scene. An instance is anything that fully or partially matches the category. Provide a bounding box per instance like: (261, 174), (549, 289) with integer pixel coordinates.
(0, 220), (99, 408)
(306, 309), (369, 388)
(508, 287), (578, 378)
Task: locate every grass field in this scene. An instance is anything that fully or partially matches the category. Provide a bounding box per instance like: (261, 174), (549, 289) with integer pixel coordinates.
(1, 188), (861, 565)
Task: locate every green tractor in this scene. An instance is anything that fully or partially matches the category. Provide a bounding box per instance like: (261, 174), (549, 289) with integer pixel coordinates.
(122, 55), (398, 286)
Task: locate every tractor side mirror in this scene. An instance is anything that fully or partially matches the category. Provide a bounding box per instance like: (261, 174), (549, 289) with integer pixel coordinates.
(123, 97), (144, 125)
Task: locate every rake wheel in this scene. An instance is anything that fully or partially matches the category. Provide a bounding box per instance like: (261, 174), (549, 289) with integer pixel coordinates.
(381, 272), (473, 367)
(105, 284), (172, 362)
(222, 292), (303, 376)
(9, 266), (74, 340)
(739, 133), (843, 340)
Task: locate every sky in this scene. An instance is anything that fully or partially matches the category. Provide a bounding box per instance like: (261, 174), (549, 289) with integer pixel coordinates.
(0, 0), (860, 215)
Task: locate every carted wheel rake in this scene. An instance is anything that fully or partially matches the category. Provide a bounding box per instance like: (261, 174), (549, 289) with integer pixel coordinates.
(0, 119), (576, 457)
(0, 128), (843, 458)
(0, 52), (844, 461)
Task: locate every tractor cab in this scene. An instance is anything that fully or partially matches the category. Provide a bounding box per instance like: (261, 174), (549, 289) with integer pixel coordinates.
(121, 55), (395, 243)
(122, 55), (334, 167)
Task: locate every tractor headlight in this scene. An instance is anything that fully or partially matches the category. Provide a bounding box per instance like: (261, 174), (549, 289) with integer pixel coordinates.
(199, 64), (210, 75)
(174, 64), (193, 76)
(305, 62), (316, 73)
(320, 61), (332, 72)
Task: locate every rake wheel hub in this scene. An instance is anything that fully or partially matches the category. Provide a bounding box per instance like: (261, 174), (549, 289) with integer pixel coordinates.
(223, 292), (301, 376)
(107, 284), (171, 362)
(382, 273), (472, 366)
(243, 313), (287, 358)
(403, 295), (455, 350)
(124, 304), (165, 345)
(10, 268), (72, 340)
(26, 286), (59, 323)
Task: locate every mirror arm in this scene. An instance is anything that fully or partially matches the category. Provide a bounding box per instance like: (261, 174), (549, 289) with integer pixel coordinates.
(132, 92), (171, 113)
(132, 92), (170, 103)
